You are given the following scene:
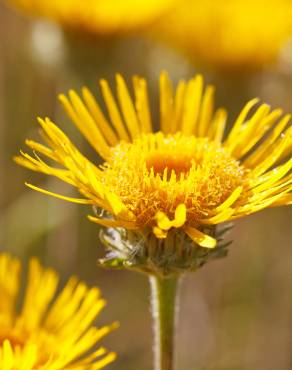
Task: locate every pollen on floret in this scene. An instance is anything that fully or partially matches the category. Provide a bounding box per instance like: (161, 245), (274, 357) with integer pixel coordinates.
(101, 132), (247, 229)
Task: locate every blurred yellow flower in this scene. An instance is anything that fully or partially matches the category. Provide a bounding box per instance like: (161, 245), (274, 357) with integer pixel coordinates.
(15, 72), (292, 249)
(0, 253), (117, 369)
(155, 0), (292, 71)
(7, 0), (173, 36)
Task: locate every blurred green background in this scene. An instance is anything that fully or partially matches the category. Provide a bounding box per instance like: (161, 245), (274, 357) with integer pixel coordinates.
(0, 1), (292, 370)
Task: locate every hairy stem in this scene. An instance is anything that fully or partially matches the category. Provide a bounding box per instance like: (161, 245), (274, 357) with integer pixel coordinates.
(150, 275), (181, 370)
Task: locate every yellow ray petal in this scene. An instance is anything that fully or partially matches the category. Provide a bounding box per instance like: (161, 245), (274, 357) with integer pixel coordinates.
(272, 194), (292, 206)
(250, 178), (292, 202)
(15, 151), (77, 187)
(252, 127), (292, 176)
(24, 140), (56, 161)
(173, 204), (187, 227)
(155, 211), (172, 230)
(69, 90), (111, 155)
(133, 76), (152, 133)
(59, 92), (110, 159)
(104, 191), (135, 221)
(225, 98), (259, 146)
(153, 226), (168, 239)
(2, 340), (14, 370)
(228, 103), (270, 154)
(251, 158), (292, 193)
(99, 79), (130, 142)
(91, 351), (117, 370)
(208, 108), (227, 143)
(199, 208), (235, 224)
(37, 117), (72, 150)
(234, 108), (282, 158)
(88, 215), (138, 229)
(159, 71), (174, 134)
(25, 183), (92, 204)
(243, 113), (291, 168)
(184, 226), (217, 248)
(233, 188), (291, 217)
(82, 87), (119, 147)
(116, 74), (140, 140)
(155, 204), (186, 230)
(19, 258), (59, 330)
(197, 85), (214, 137)
(181, 74), (203, 135)
(173, 80), (186, 133)
(215, 186), (243, 213)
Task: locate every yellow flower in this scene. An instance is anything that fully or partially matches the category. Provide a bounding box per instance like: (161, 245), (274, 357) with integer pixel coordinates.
(15, 72), (292, 251)
(0, 253), (117, 369)
(7, 0), (173, 36)
(154, 0), (292, 71)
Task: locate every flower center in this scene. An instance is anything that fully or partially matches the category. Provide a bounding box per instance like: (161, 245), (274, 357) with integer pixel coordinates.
(103, 132), (247, 225)
(0, 330), (51, 367)
(0, 332), (24, 348)
(146, 151), (193, 177)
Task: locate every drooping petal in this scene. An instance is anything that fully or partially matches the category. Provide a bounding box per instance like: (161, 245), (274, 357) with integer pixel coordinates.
(184, 226), (217, 248)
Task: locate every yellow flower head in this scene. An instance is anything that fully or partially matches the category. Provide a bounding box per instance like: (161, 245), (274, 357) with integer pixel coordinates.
(7, 0), (173, 36)
(15, 73), (292, 272)
(0, 253), (117, 369)
(155, 0), (292, 71)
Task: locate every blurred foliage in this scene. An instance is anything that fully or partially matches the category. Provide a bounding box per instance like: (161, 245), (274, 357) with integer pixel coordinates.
(0, 2), (292, 370)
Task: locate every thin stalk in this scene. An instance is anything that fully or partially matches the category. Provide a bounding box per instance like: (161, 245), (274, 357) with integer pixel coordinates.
(150, 275), (181, 370)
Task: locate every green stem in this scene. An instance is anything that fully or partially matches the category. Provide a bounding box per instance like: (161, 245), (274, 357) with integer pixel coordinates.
(150, 275), (181, 370)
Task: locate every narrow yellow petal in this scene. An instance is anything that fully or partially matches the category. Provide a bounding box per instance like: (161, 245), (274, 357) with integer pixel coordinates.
(20, 344), (37, 370)
(104, 191), (135, 221)
(91, 352), (117, 370)
(116, 74), (140, 140)
(153, 226), (168, 239)
(59, 92), (110, 159)
(88, 215), (137, 229)
(25, 140), (56, 161)
(225, 98), (259, 145)
(155, 211), (172, 230)
(82, 87), (118, 146)
(272, 194), (292, 206)
(215, 186), (242, 213)
(159, 71), (174, 134)
(3, 340), (13, 370)
(197, 85), (214, 137)
(200, 208), (235, 224)
(244, 114), (291, 168)
(181, 75), (203, 135)
(25, 183), (92, 204)
(208, 108), (227, 143)
(250, 177), (292, 202)
(232, 187), (291, 218)
(37, 117), (71, 149)
(234, 108), (282, 158)
(251, 158), (292, 193)
(228, 103), (270, 154)
(172, 203), (187, 227)
(133, 76), (152, 133)
(252, 127), (292, 176)
(173, 80), (186, 133)
(184, 226), (217, 248)
(100, 79), (130, 142)
(155, 204), (186, 230)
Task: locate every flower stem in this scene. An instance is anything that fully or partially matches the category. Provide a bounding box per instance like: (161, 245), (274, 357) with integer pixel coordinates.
(150, 275), (181, 370)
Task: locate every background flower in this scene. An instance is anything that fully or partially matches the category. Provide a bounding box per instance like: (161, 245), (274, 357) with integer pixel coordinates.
(6, 0), (174, 36)
(154, 0), (292, 72)
(0, 253), (117, 369)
